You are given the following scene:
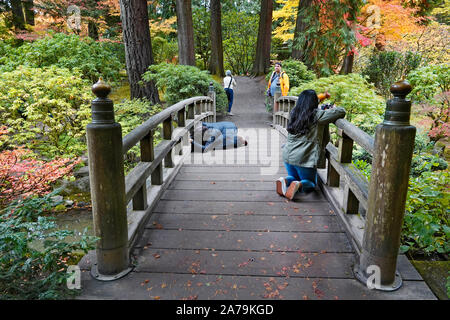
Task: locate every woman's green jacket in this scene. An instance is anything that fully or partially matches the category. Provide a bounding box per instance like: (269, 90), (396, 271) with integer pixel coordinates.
(282, 107), (346, 169)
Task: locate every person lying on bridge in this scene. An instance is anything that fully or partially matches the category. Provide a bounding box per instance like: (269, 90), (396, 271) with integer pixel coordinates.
(190, 121), (248, 153)
(276, 89), (346, 200)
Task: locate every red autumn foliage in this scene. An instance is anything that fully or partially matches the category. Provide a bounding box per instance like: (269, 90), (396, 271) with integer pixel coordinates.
(0, 147), (81, 206)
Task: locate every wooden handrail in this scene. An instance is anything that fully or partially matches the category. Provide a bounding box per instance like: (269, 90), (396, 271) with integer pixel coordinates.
(122, 96), (212, 154)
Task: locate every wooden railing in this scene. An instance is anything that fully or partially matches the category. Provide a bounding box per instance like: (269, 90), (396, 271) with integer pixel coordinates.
(86, 79), (216, 280)
(272, 81), (416, 291)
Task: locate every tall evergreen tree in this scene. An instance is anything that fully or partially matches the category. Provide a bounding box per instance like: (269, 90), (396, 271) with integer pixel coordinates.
(119, 0), (160, 102)
(291, 0), (311, 62)
(176, 0), (196, 66)
(252, 0), (273, 76)
(22, 0), (35, 26)
(209, 0), (224, 76)
(10, 0), (25, 30)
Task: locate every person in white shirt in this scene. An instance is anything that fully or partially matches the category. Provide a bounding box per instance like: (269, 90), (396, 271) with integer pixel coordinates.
(223, 70), (237, 116)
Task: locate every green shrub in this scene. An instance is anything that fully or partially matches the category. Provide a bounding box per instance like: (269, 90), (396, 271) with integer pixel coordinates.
(265, 59), (316, 90)
(271, 37), (290, 61)
(402, 169), (449, 255)
(0, 33), (124, 84)
(0, 66), (92, 158)
(353, 160), (449, 256)
(411, 153), (448, 177)
(115, 98), (164, 172)
(193, 7), (211, 70)
(408, 63), (450, 142)
(142, 63), (228, 112)
(152, 36), (178, 65)
(115, 98), (163, 137)
(0, 190), (98, 299)
(362, 50), (422, 99)
(222, 11), (259, 75)
(290, 73), (385, 126)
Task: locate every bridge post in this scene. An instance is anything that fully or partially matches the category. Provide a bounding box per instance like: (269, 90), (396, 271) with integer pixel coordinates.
(86, 79), (132, 280)
(354, 80), (416, 291)
(208, 82), (216, 122)
(273, 83), (281, 125)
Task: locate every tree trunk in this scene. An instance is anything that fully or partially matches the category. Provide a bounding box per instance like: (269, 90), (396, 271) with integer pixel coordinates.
(252, 0), (273, 76)
(340, 51), (354, 74)
(88, 20), (99, 40)
(175, 0), (195, 66)
(11, 0), (25, 30)
(22, 0), (35, 26)
(209, 0), (224, 77)
(292, 0), (311, 61)
(120, 0), (160, 103)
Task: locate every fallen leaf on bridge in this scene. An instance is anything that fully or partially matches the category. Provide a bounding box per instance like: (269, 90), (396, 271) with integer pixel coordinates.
(152, 222), (163, 229)
(182, 295), (198, 300)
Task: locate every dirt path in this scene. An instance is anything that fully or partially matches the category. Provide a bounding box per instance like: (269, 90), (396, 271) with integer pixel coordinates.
(217, 76), (272, 128)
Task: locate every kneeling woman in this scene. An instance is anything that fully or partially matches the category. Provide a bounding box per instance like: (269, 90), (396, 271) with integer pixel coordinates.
(277, 90), (346, 200)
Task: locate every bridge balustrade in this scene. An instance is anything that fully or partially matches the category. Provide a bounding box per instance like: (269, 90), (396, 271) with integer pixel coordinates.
(86, 79), (215, 280)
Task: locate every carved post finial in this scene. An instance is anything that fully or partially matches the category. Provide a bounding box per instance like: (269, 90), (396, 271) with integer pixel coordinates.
(90, 78), (114, 124)
(390, 79), (412, 100)
(92, 78), (111, 99)
(383, 79), (413, 126)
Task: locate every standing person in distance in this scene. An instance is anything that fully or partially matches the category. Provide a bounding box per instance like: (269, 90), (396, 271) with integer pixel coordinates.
(224, 70), (237, 116)
(276, 89), (346, 200)
(267, 62), (289, 112)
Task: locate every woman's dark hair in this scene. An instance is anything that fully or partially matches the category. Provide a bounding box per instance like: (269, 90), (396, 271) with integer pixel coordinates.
(287, 89), (319, 135)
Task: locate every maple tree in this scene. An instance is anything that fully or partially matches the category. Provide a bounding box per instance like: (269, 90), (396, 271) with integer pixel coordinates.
(358, 0), (425, 51)
(388, 20), (449, 65)
(292, 0), (366, 76)
(272, 0), (298, 42)
(0, 147), (81, 206)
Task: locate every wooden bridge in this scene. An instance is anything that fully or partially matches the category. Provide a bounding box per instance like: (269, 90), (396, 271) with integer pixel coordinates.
(78, 77), (435, 300)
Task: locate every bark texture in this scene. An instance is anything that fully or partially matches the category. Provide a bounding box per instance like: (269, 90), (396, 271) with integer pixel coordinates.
(22, 0), (35, 26)
(209, 0), (224, 76)
(120, 0), (160, 102)
(11, 0), (25, 30)
(291, 0), (311, 61)
(176, 0), (196, 66)
(252, 0), (273, 76)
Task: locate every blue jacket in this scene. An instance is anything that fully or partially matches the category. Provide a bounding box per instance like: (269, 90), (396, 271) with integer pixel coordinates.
(192, 122), (238, 152)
